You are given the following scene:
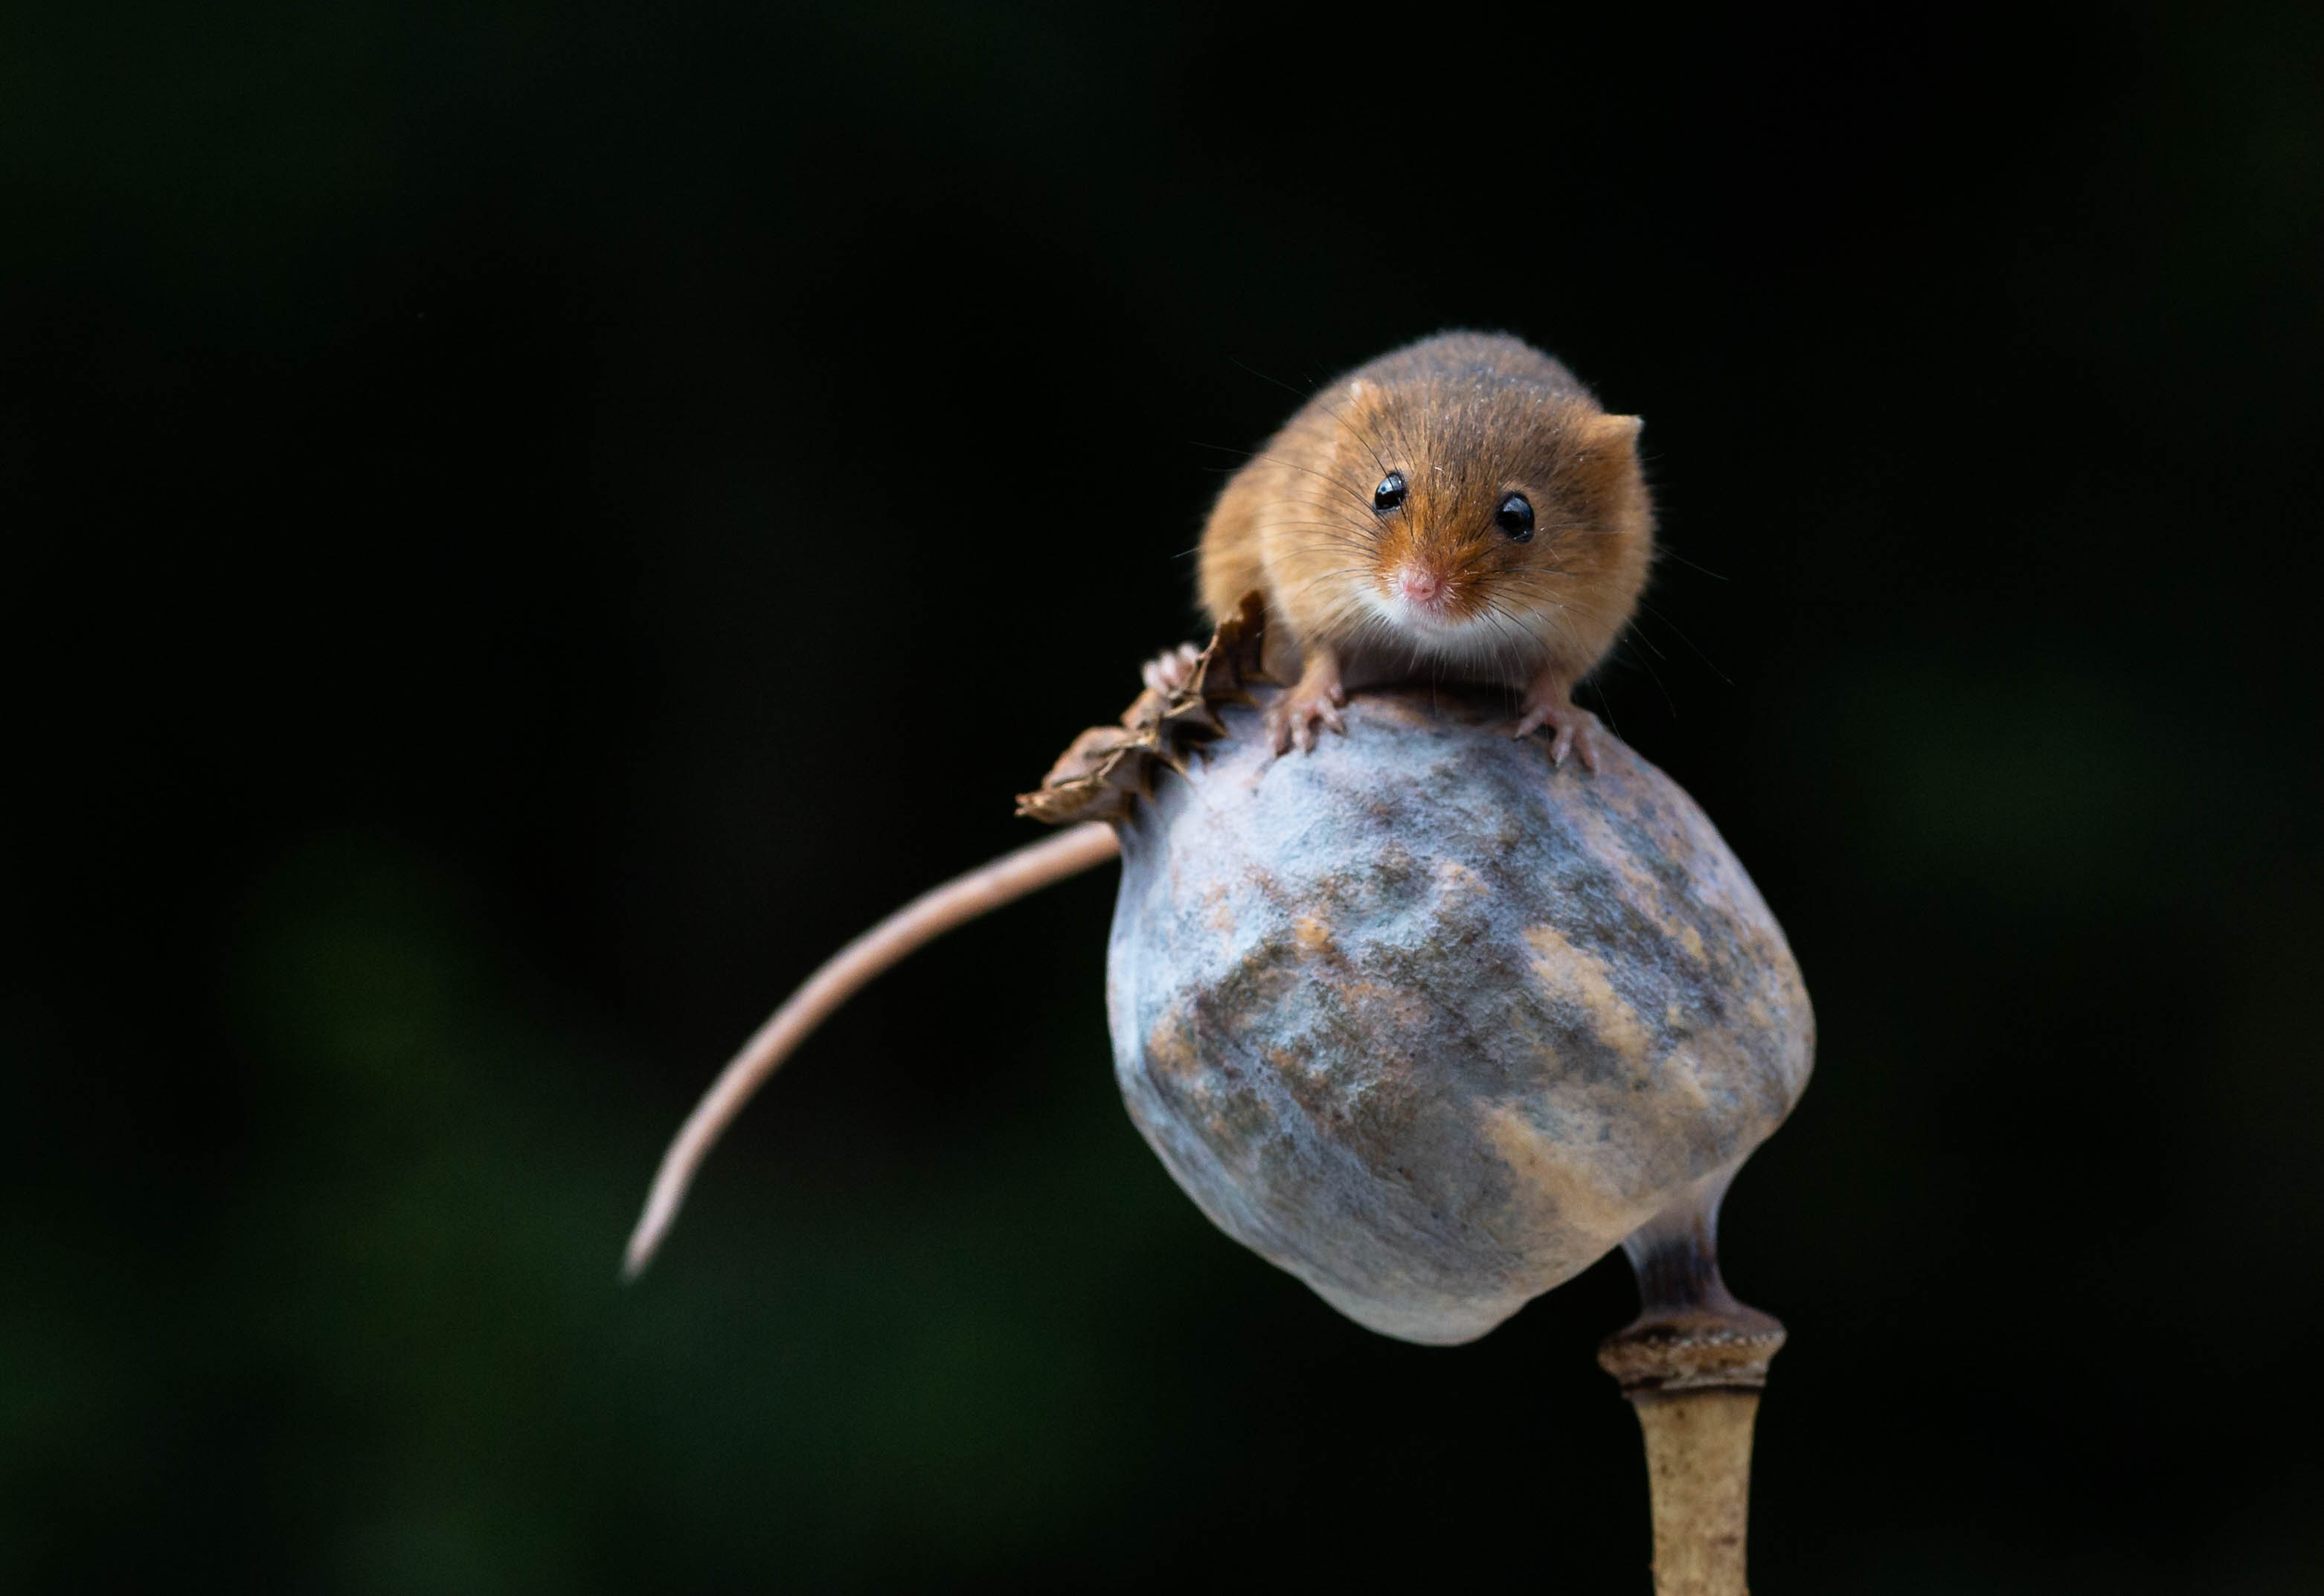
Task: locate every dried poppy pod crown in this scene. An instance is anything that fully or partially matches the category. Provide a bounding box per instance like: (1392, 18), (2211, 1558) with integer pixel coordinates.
(1022, 597), (1814, 1345)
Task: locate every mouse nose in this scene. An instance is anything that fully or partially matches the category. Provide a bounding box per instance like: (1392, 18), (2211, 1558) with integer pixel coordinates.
(1392, 564), (1450, 611)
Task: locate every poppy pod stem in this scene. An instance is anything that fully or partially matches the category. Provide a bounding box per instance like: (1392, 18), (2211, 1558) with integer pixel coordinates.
(1598, 1170), (1785, 1596)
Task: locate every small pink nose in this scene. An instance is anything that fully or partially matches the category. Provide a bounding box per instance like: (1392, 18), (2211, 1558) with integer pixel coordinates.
(1393, 565), (1448, 609)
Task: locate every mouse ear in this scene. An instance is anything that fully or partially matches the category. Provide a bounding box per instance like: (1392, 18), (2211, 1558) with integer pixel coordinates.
(1566, 414), (1649, 506)
(1568, 412), (1644, 480)
(1588, 412), (1644, 451)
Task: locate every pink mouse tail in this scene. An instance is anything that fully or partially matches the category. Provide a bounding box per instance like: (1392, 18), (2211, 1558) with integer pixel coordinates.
(623, 821), (1121, 1278)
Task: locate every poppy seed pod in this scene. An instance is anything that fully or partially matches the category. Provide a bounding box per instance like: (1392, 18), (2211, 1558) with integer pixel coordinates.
(1021, 599), (1813, 1346)
(633, 596), (1814, 1593)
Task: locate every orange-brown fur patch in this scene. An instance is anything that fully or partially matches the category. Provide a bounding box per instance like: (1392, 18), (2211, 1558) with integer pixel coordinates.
(1197, 332), (1654, 696)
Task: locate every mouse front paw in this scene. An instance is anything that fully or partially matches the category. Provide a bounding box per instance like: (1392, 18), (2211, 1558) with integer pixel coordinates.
(1512, 691), (1602, 770)
(1265, 685), (1346, 755)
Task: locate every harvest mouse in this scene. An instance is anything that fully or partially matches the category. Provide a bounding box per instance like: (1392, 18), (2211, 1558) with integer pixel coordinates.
(1187, 330), (1652, 768)
(625, 330), (1657, 1272)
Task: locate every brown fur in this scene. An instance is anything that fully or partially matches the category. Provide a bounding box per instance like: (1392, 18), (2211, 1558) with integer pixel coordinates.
(1196, 332), (1654, 761)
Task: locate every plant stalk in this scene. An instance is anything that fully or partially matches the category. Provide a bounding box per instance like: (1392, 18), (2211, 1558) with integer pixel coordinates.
(1599, 1171), (1785, 1596)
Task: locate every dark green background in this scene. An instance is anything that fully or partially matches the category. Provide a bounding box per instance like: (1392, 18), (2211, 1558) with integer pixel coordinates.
(8, 2), (2322, 1589)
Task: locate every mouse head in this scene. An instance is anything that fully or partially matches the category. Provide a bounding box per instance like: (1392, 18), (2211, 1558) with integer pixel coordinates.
(1329, 344), (1651, 667)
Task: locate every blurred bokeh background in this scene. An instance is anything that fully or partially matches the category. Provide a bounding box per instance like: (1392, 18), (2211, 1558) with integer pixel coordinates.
(7, 2), (2323, 1589)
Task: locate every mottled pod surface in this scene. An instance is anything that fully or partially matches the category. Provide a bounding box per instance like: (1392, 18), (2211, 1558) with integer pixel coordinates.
(1103, 689), (1813, 1345)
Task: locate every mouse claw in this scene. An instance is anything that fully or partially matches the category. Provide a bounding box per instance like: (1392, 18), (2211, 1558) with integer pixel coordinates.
(1266, 689), (1346, 756)
(1142, 642), (1204, 697)
(1302, 701), (1344, 753)
(1513, 696), (1602, 773)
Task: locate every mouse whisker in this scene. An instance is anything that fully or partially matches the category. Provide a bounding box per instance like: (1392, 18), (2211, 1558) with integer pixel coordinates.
(1294, 399), (1391, 483)
(1605, 630), (1681, 718)
(1630, 597), (1732, 685)
(1192, 443), (1378, 518)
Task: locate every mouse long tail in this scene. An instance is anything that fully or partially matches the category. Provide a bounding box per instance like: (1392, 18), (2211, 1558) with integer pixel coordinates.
(623, 820), (1122, 1278)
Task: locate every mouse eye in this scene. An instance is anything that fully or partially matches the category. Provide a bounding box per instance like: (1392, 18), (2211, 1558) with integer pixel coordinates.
(1373, 472), (1407, 513)
(1495, 492), (1535, 543)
